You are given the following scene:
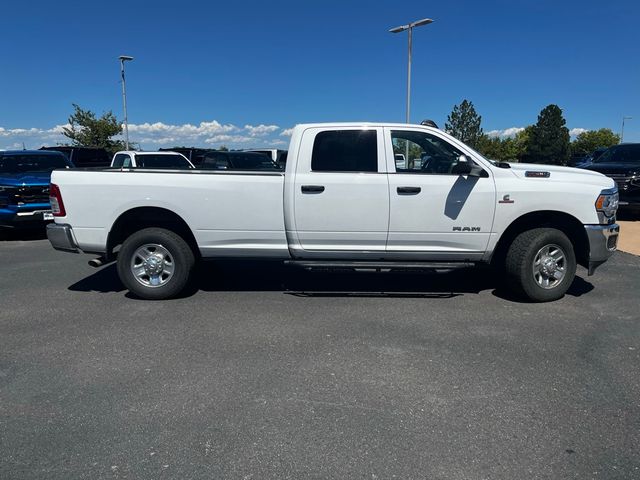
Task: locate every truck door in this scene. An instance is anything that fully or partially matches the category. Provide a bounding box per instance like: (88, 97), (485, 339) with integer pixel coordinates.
(384, 127), (496, 257)
(292, 127), (389, 253)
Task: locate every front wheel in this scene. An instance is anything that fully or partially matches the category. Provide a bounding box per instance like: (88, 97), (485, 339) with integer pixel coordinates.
(117, 227), (195, 300)
(504, 228), (577, 302)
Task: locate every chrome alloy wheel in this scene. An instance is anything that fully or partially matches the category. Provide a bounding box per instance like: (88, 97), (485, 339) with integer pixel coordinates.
(130, 243), (175, 288)
(532, 243), (566, 289)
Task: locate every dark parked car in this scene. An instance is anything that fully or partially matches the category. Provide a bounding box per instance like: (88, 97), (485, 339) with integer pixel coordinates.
(0, 150), (73, 227)
(243, 149), (289, 169)
(158, 147), (212, 167)
(201, 151), (282, 171)
(40, 146), (111, 168)
(580, 143), (640, 212)
(575, 147), (608, 168)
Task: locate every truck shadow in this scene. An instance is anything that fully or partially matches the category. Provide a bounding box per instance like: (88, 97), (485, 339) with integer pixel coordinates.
(0, 227), (47, 241)
(68, 259), (595, 302)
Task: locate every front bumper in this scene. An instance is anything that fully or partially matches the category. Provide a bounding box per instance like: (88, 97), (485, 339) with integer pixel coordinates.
(584, 223), (619, 275)
(46, 223), (79, 253)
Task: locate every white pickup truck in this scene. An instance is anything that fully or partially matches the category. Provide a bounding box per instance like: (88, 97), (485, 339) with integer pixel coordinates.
(47, 123), (620, 302)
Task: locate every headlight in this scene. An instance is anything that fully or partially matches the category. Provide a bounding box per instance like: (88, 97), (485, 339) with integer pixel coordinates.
(595, 188), (619, 218)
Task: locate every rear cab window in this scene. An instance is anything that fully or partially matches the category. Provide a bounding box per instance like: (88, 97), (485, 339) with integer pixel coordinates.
(112, 154), (130, 168)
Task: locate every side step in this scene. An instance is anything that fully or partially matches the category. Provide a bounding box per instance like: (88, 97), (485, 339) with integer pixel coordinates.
(285, 260), (475, 272)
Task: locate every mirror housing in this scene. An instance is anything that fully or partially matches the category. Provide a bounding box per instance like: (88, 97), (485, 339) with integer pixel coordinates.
(454, 154), (487, 177)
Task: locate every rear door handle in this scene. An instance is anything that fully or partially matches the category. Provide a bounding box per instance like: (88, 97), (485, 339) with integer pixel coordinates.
(397, 186), (421, 195)
(301, 185), (325, 194)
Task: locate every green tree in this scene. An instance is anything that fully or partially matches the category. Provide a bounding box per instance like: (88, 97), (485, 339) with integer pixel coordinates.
(571, 128), (620, 156)
(525, 105), (570, 165)
(476, 127), (531, 162)
(476, 135), (503, 160)
(61, 104), (129, 152)
(445, 99), (484, 149)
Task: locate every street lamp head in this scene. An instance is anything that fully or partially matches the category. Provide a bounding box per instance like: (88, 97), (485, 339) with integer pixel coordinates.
(389, 25), (408, 33)
(411, 18), (434, 28)
(119, 55), (134, 62)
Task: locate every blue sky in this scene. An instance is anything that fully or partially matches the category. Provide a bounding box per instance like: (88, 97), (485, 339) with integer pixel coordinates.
(1, 0), (638, 149)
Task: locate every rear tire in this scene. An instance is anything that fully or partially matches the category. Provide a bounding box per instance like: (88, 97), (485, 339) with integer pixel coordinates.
(117, 227), (195, 300)
(505, 228), (576, 302)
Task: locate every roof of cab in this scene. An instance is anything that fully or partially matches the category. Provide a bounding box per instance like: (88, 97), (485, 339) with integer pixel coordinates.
(114, 150), (188, 156)
(293, 122), (440, 132)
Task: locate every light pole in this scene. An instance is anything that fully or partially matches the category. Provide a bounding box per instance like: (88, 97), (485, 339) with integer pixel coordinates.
(621, 116), (632, 143)
(389, 18), (434, 124)
(119, 55), (134, 150)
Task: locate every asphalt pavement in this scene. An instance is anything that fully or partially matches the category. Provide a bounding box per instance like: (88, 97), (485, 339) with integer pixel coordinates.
(1, 233), (639, 479)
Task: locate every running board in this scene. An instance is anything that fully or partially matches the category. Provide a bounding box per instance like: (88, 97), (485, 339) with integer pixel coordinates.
(285, 260), (475, 272)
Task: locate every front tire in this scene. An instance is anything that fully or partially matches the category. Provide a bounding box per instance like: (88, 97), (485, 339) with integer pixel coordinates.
(117, 227), (195, 300)
(505, 228), (576, 302)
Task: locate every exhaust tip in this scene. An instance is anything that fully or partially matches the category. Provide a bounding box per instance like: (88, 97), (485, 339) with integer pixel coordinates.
(88, 257), (105, 268)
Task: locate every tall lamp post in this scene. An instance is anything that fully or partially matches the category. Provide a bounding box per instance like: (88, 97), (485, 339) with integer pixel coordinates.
(389, 18), (434, 124)
(621, 116), (632, 143)
(119, 55), (134, 150)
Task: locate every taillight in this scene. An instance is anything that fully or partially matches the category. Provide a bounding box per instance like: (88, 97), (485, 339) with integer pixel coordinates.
(49, 183), (66, 217)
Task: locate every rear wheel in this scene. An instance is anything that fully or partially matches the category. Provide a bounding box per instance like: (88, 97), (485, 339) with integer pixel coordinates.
(505, 228), (576, 302)
(117, 227), (195, 300)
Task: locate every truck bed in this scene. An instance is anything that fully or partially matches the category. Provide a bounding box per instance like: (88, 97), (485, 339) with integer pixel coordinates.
(51, 168), (288, 257)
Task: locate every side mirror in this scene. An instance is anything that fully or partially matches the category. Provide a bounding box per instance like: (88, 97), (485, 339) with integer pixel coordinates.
(454, 154), (486, 177)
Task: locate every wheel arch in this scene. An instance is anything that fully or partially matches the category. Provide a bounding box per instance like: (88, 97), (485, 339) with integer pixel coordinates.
(491, 210), (589, 269)
(106, 207), (199, 260)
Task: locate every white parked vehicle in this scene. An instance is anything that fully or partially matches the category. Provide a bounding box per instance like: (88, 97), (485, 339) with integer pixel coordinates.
(47, 123), (619, 302)
(110, 150), (194, 169)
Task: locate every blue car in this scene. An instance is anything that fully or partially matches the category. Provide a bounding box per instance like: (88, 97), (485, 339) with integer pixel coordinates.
(0, 150), (73, 228)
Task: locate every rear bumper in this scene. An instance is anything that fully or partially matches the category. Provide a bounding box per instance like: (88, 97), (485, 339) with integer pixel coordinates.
(46, 223), (79, 253)
(584, 223), (619, 275)
(0, 208), (53, 227)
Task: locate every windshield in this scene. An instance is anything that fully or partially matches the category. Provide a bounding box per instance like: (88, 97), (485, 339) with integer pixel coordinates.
(136, 154), (192, 169)
(595, 145), (640, 164)
(0, 154), (69, 173)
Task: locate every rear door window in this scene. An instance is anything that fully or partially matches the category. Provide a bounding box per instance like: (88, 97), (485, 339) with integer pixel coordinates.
(311, 130), (378, 172)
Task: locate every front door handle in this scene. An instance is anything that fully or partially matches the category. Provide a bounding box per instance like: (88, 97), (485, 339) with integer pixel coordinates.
(397, 186), (421, 195)
(301, 185), (325, 194)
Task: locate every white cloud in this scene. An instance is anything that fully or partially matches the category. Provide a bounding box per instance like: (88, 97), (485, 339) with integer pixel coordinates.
(569, 128), (588, 137)
(0, 120), (285, 150)
(280, 128), (294, 136)
(244, 124), (279, 137)
(204, 134), (255, 144)
(486, 127), (525, 139)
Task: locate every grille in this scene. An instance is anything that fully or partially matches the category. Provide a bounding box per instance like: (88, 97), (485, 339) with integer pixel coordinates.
(15, 186), (50, 204)
(605, 174), (631, 190)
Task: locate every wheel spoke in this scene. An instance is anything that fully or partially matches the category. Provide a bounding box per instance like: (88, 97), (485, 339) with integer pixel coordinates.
(550, 249), (564, 262)
(162, 262), (174, 276)
(132, 265), (147, 279)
